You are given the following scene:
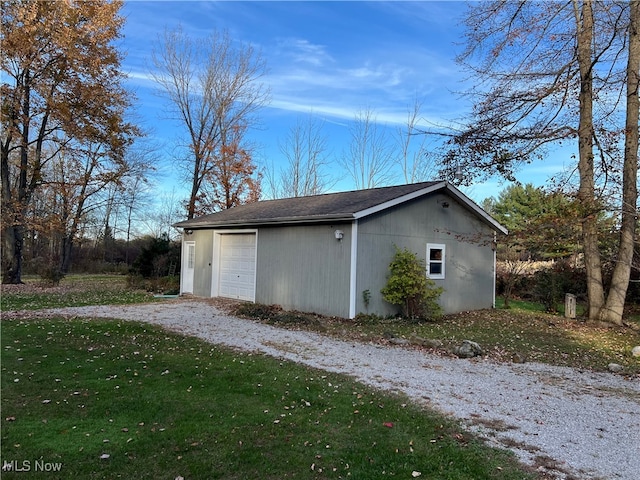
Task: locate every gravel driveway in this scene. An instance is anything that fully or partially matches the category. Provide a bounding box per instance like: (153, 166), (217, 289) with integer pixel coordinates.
(18, 299), (640, 480)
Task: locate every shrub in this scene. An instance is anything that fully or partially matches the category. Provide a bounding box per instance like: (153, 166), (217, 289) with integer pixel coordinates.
(532, 260), (587, 312)
(381, 246), (443, 320)
(130, 235), (180, 279)
(39, 266), (65, 286)
(235, 302), (283, 319)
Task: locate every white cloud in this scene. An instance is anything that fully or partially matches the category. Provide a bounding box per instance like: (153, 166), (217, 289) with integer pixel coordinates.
(278, 38), (334, 67)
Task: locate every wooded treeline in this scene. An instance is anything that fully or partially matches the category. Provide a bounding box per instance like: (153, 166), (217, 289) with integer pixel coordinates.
(2, 0), (140, 281)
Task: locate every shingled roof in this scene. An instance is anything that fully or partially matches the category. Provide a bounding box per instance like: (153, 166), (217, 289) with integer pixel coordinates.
(174, 180), (507, 233)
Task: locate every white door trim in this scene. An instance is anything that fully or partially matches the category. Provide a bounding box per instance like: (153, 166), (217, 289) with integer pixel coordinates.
(181, 240), (196, 294)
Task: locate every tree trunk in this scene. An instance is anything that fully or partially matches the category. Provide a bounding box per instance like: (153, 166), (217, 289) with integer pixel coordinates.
(2, 70), (33, 284)
(574, 1), (606, 320)
(600, 0), (640, 325)
(59, 235), (74, 274)
(1, 134), (17, 283)
(1, 225), (24, 284)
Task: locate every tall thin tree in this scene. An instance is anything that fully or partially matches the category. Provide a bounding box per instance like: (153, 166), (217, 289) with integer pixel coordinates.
(396, 99), (438, 184)
(340, 107), (396, 190)
(270, 114), (334, 198)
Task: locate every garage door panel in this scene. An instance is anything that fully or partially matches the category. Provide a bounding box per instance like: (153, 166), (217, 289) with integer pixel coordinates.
(218, 233), (256, 301)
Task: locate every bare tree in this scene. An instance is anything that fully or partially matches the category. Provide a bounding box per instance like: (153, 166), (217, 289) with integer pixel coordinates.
(267, 115), (334, 198)
(117, 142), (159, 261)
(396, 99), (438, 183)
(447, 1), (638, 325)
(140, 189), (184, 241)
(340, 108), (396, 190)
(151, 26), (269, 219)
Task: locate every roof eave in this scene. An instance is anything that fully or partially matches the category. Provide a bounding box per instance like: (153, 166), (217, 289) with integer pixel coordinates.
(173, 180), (508, 235)
(174, 213), (355, 229)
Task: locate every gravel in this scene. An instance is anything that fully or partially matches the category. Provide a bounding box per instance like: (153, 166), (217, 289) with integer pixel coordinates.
(13, 299), (640, 480)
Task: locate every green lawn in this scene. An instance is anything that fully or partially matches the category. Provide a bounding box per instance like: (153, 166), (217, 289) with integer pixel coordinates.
(1, 317), (536, 479)
(2, 277), (638, 479)
(0, 275), (155, 311)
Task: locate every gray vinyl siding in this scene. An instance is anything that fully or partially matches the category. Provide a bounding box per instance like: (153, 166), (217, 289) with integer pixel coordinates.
(255, 223), (352, 318)
(355, 193), (496, 316)
(191, 229), (213, 297)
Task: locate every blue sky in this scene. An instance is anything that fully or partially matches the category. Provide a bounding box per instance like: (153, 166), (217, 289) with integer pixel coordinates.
(120, 0), (572, 206)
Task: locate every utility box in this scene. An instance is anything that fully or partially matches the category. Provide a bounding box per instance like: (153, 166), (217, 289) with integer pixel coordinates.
(565, 293), (577, 319)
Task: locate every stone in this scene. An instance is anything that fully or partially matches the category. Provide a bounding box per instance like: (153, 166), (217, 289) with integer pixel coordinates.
(631, 346), (640, 357)
(511, 352), (527, 364)
(607, 363), (624, 373)
(389, 337), (410, 346)
(411, 336), (443, 349)
(454, 340), (483, 358)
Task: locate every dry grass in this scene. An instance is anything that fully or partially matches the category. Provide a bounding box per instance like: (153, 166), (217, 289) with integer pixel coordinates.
(231, 301), (640, 377)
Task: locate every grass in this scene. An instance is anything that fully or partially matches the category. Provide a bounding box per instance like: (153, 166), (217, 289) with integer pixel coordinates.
(1, 317), (537, 480)
(495, 297), (588, 318)
(1, 277), (638, 478)
(234, 300), (640, 376)
(0, 275), (155, 311)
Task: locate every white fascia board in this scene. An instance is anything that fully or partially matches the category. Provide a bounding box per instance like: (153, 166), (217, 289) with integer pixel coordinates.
(353, 181), (448, 220)
(178, 214), (354, 229)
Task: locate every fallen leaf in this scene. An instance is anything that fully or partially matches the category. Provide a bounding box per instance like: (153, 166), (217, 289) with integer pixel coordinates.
(100, 454), (110, 460)
(412, 471), (422, 477)
(383, 422), (394, 428)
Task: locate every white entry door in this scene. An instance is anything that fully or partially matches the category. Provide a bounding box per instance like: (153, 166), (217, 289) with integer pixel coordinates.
(182, 241), (195, 294)
(218, 233), (256, 301)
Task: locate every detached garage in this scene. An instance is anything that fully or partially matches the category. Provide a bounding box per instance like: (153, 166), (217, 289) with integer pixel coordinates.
(174, 181), (507, 318)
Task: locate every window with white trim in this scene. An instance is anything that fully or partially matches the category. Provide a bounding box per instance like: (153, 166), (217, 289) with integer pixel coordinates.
(426, 243), (445, 279)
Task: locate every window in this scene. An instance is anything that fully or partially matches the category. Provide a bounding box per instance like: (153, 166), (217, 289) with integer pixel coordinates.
(187, 243), (195, 269)
(426, 244), (445, 279)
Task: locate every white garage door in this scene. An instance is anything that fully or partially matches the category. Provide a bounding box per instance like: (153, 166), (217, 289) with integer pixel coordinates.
(218, 233), (256, 301)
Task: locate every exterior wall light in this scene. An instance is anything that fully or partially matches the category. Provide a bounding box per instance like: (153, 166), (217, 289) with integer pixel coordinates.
(454, 164), (464, 184)
(334, 229), (344, 240)
(185, 229), (194, 235)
